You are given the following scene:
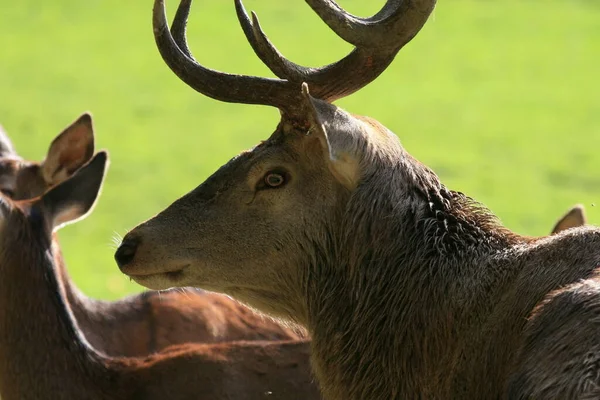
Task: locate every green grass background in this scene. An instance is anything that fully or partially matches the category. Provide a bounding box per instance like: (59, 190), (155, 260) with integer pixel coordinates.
(0, 0), (598, 300)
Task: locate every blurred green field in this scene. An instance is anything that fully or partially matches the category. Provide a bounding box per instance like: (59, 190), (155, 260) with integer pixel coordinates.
(0, 0), (598, 300)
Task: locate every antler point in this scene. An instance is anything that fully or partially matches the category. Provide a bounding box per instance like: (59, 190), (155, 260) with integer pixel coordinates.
(301, 82), (310, 94)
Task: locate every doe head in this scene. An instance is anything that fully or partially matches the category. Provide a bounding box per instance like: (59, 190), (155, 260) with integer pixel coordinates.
(0, 113), (95, 200)
(0, 151), (108, 250)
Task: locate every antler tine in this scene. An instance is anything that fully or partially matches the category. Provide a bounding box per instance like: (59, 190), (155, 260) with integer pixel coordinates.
(232, 0), (436, 103)
(153, 0), (297, 109)
(234, 0), (292, 79)
(171, 0), (194, 60)
(234, 0), (394, 92)
(305, 0), (437, 49)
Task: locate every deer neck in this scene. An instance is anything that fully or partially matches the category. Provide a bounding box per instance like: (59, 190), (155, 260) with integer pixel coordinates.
(49, 234), (122, 357)
(50, 235), (87, 308)
(0, 217), (111, 397)
(50, 237), (107, 325)
(304, 154), (526, 399)
(50, 236), (160, 358)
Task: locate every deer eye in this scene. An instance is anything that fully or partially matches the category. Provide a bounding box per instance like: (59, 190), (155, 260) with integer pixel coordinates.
(263, 172), (286, 188)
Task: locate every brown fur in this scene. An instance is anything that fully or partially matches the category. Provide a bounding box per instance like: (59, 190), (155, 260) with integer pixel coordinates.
(121, 96), (600, 399)
(0, 116), (304, 358)
(0, 153), (320, 400)
(507, 274), (600, 399)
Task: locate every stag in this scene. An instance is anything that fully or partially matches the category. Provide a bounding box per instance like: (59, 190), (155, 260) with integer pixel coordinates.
(116, 0), (600, 398)
(0, 151), (319, 400)
(0, 115), (303, 358)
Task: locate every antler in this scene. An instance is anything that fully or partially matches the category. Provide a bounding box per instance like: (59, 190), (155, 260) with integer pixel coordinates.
(153, 0), (436, 119)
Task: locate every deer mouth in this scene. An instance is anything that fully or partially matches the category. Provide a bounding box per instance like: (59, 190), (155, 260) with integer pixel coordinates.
(122, 263), (188, 277)
(124, 264), (190, 289)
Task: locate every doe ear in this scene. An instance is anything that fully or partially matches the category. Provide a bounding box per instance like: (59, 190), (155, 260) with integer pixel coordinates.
(550, 204), (587, 235)
(41, 113), (95, 185)
(40, 151), (108, 232)
(0, 125), (16, 157)
(301, 83), (360, 190)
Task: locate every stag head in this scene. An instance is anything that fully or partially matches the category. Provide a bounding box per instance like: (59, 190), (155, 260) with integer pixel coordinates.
(116, 0), (436, 322)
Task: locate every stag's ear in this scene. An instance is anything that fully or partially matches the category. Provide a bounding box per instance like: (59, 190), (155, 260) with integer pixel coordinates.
(41, 113), (95, 186)
(301, 83), (360, 189)
(40, 151), (108, 231)
(0, 125), (16, 157)
(551, 204), (587, 235)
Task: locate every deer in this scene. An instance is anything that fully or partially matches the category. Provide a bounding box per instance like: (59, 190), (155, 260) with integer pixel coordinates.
(0, 115), (304, 359)
(0, 150), (321, 400)
(114, 0), (600, 398)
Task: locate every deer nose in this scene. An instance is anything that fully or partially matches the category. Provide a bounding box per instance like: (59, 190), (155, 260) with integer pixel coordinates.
(115, 235), (140, 269)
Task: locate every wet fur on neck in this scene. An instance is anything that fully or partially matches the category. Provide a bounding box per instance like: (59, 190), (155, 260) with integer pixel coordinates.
(300, 127), (526, 399)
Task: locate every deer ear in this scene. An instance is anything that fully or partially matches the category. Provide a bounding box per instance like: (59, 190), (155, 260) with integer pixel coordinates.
(301, 83), (360, 190)
(40, 151), (108, 231)
(551, 204), (587, 235)
(41, 113), (95, 186)
(0, 125), (16, 157)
